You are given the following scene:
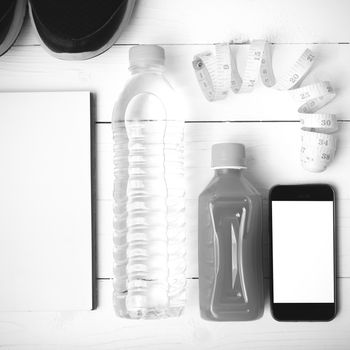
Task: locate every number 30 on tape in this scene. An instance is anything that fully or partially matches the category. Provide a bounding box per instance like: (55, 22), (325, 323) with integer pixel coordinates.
(192, 41), (338, 173)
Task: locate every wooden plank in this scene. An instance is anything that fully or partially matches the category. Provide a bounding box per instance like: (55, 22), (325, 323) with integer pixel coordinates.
(15, 1), (350, 45)
(97, 122), (350, 201)
(96, 122), (350, 279)
(0, 279), (349, 349)
(0, 44), (348, 122)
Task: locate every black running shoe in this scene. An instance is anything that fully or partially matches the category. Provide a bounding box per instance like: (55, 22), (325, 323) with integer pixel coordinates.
(0, 0), (27, 57)
(28, 0), (136, 60)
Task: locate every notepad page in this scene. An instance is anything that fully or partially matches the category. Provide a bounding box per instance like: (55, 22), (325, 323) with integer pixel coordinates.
(0, 91), (93, 311)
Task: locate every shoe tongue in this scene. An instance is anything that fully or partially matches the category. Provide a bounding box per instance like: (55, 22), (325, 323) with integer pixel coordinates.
(0, 0), (15, 19)
(31, 0), (126, 39)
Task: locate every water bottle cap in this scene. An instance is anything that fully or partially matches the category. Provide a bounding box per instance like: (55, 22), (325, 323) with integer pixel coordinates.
(211, 143), (247, 169)
(129, 45), (165, 67)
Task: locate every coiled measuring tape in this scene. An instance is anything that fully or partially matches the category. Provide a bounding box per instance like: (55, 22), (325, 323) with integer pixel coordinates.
(192, 41), (338, 172)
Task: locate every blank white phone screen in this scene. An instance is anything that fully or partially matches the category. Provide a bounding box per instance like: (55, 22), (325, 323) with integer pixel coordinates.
(272, 201), (334, 303)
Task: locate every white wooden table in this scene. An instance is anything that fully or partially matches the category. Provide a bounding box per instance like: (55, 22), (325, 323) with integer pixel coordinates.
(1, 1), (350, 348)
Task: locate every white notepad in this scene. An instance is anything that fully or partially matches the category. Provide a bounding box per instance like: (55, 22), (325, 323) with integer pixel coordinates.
(0, 92), (93, 311)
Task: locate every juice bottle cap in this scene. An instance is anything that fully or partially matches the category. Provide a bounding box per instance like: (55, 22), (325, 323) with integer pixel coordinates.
(211, 143), (247, 169)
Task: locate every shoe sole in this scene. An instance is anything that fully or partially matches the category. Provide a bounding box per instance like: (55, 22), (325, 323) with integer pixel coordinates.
(0, 0), (27, 57)
(28, 0), (136, 60)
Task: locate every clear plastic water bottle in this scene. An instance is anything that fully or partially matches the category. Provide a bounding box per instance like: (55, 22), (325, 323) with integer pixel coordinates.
(112, 45), (186, 319)
(198, 143), (264, 321)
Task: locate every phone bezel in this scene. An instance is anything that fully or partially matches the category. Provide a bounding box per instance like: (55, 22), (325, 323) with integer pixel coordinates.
(269, 184), (337, 321)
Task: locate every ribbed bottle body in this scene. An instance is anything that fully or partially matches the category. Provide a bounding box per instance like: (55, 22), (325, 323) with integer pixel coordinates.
(112, 72), (186, 319)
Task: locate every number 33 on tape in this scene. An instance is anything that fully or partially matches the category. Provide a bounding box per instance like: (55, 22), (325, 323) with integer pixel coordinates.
(192, 41), (338, 173)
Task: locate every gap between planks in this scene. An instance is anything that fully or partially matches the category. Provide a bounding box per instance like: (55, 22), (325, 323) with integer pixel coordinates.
(12, 42), (350, 48)
(97, 277), (349, 281)
(96, 120), (350, 124)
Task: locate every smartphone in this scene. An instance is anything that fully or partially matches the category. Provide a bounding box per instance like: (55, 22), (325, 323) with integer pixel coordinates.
(269, 184), (336, 321)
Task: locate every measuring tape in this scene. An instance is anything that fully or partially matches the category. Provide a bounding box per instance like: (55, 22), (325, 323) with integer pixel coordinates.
(192, 41), (338, 172)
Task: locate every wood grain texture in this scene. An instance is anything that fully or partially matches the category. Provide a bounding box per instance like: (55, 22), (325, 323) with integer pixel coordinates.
(0, 44), (348, 122)
(0, 0), (349, 348)
(97, 122), (350, 201)
(0, 279), (349, 350)
(15, 0), (350, 45)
